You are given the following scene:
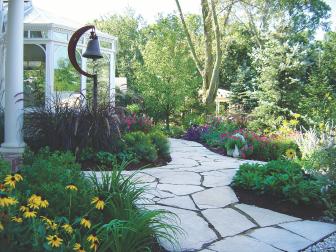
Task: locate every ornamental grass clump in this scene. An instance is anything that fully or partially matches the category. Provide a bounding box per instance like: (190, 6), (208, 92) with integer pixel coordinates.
(0, 150), (179, 251)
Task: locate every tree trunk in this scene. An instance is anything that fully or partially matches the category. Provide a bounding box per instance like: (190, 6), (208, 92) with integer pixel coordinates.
(165, 104), (170, 131)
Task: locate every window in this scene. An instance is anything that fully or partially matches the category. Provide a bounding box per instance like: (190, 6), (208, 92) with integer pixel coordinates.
(53, 45), (81, 92)
(30, 31), (43, 38)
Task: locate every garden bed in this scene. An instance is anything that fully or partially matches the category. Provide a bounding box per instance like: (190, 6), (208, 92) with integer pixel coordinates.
(233, 187), (325, 220)
(81, 155), (172, 171)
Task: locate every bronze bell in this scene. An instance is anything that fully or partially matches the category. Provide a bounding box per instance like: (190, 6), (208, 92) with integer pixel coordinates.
(83, 30), (103, 60)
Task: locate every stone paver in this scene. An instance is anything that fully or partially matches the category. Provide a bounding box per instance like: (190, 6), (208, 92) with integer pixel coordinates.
(279, 220), (336, 241)
(235, 204), (301, 227)
(157, 184), (203, 196)
(118, 139), (336, 251)
(248, 227), (312, 252)
(192, 186), (238, 209)
(158, 196), (197, 210)
(202, 208), (256, 237)
(208, 235), (281, 252)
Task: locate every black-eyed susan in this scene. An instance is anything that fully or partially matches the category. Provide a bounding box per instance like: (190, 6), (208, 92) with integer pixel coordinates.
(80, 216), (91, 229)
(65, 184), (78, 191)
(73, 243), (85, 252)
(13, 173), (23, 182)
(28, 194), (49, 209)
(0, 194), (18, 207)
(90, 240), (99, 251)
(4, 175), (17, 188)
(285, 149), (296, 159)
(40, 216), (57, 230)
(46, 235), (63, 248)
(23, 209), (37, 219)
(19, 205), (29, 212)
(91, 196), (105, 210)
(11, 216), (23, 223)
(62, 223), (73, 234)
(87, 233), (99, 243)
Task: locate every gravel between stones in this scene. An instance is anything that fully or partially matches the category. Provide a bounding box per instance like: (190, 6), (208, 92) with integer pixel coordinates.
(303, 232), (336, 252)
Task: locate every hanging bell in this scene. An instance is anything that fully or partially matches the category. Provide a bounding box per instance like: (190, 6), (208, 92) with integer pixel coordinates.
(82, 31), (103, 60)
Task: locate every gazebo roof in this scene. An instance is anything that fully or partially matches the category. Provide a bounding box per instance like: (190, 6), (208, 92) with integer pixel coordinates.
(2, 1), (116, 41)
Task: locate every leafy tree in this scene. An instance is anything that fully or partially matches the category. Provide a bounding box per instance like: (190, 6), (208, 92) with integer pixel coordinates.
(248, 35), (309, 131)
(95, 10), (144, 88)
(134, 16), (200, 129)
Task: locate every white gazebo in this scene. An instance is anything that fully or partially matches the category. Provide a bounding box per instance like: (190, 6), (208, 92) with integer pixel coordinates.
(0, 0), (117, 153)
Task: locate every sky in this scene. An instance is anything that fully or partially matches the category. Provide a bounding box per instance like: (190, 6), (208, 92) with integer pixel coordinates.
(34, 0), (336, 35)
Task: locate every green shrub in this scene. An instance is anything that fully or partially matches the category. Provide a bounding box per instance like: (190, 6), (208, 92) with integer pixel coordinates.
(303, 147), (336, 181)
(123, 131), (158, 162)
(164, 125), (185, 138)
(19, 148), (92, 217)
(149, 131), (170, 158)
(0, 151), (178, 251)
(96, 151), (118, 167)
(233, 160), (323, 205)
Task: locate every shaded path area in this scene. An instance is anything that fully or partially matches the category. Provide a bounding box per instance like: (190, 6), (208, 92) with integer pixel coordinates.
(129, 139), (336, 252)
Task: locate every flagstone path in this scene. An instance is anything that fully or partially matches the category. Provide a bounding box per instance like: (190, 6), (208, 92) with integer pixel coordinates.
(126, 139), (336, 252)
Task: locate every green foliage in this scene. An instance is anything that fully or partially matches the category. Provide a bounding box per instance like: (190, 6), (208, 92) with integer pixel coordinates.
(95, 10), (144, 88)
(149, 131), (170, 158)
(123, 131), (158, 162)
(303, 147), (336, 181)
(162, 125), (185, 138)
(96, 151), (118, 167)
(19, 148), (91, 217)
(233, 160), (323, 205)
(134, 15), (201, 129)
(0, 152), (178, 251)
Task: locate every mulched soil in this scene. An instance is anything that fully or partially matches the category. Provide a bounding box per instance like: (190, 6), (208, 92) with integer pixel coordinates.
(233, 187), (326, 220)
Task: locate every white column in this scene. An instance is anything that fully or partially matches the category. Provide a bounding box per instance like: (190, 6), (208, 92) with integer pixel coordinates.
(1, 0), (25, 153)
(45, 41), (54, 104)
(0, 38), (5, 107)
(109, 52), (116, 105)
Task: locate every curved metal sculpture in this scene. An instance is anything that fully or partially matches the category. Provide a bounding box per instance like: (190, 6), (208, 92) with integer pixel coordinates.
(68, 25), (96, 78)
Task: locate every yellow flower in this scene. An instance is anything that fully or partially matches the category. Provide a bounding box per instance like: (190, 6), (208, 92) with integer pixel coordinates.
(40, 216), (57, 230)
(28, 194), (42, 209)
(90, 240), (99, 251)
(40, 199), (49, 208)
(91, 196), (105, 210)
(0, 194), (18, 207)
(20, 205), (29, 212)
(73, 243), (85, 252)
(62, 223), (73, 234)
(285, 149), (296, 159)
(0, 222), (3, 231)
(11, 216), (23, 223)
(28, 194), (48, 209)
(65, 184), (78, 191)
(47, 235), (63, 248)
(13, 173), (23, 182)
(23, 210), (37, 219)
(87, 233), (99, 243)
(293, 113), (301, 119)
(4, 175), (17, 188)
(80, 216), (91, 229)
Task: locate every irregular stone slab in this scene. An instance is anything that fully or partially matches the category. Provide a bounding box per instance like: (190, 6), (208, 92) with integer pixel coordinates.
(131, 172), (156, 183)
(145, 205), (217, 251)
(168, 158), (200, 167)
(159, 171), (201, 185)
(208, 235), (281, 252)
(192, 187), (238, 209)
(248, 227), (312, 252)
(158, 196), (197, 210)
(202, 170), (237, 187)
(157, 184), (203, 196)
(202, 208), (256, 237)
(196, 161), (241, 170)
(235, 204), (300, 227)
(279, 220), (336, 241)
